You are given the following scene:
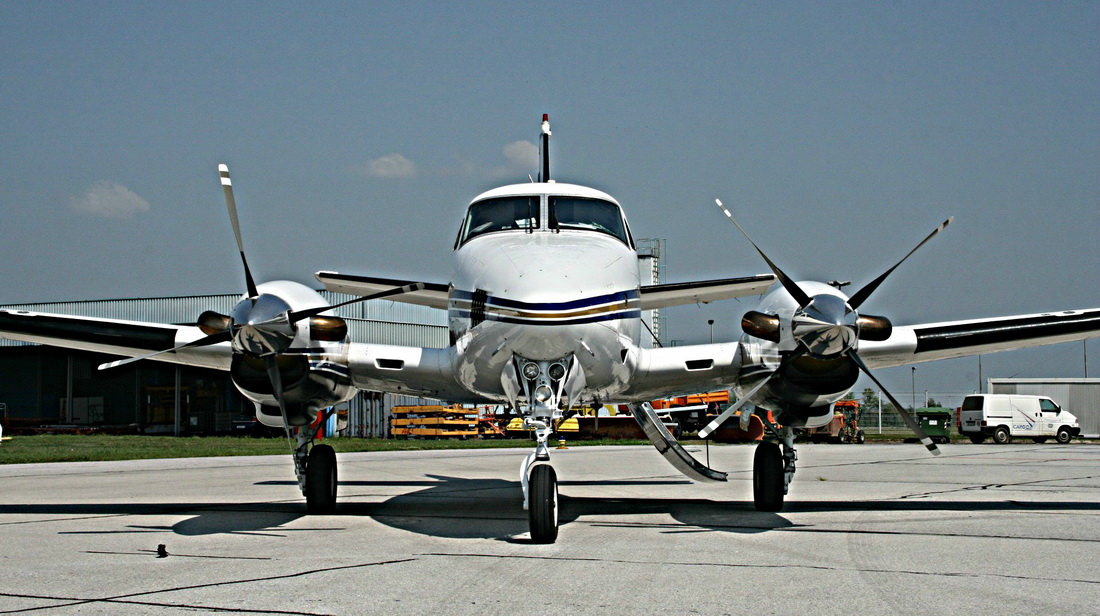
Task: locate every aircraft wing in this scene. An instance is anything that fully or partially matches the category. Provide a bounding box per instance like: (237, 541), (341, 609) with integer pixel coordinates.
(316, 272), (450, 309)
(0, 309), (231, 370)
(858, 308), (1100, 369)
(638, 274), (775, 309)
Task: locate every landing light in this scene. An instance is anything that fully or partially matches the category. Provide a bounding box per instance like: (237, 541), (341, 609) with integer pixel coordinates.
(522, 362), (541, 380)
(548, 363), (566, 380)
(534, 385), (553, 403)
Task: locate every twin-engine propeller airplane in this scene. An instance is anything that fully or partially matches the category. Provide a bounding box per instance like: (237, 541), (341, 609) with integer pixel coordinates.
(2, 115), (1099, 543)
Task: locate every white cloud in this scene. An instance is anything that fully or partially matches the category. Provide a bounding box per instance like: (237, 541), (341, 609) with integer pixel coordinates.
(69, 181), (150, 219)
(503, 140), (538, 169)
(360, 153), (417, 178)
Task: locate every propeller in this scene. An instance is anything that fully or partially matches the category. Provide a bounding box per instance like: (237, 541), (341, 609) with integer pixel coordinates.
(699, 200), (951, 456)
(98, 164), (424, 372)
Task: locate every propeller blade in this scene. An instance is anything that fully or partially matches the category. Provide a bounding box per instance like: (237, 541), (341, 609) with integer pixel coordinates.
(98, 330), (232, 371)
(848, 350), (941, 456)
(263, 354), (289, 424)
(848, 217), (953, 309)
(219, 164), (260, 299)
(698, 347), (809, 439)
(698, 376), (773, 439)
(715, 199), (811, 307)
(287, 282), (427, 323)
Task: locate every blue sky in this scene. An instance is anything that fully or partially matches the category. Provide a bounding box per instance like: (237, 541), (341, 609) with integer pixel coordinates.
(1, 2), (1097, 401)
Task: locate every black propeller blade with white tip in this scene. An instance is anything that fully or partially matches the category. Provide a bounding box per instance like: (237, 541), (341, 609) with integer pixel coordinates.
(219, 164), (259, 299)
(98, 330), (232, 371)
(715, 199), (811, 307)
(847, 217), (953, 309)
(849, 350), (940, 456)
(697, 346), (809, 439)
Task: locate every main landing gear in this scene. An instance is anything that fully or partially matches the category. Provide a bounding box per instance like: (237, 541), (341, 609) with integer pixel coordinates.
(288, 408), (338, 515)
(753, 415), (797, 512)
(520, 418), (559, 543)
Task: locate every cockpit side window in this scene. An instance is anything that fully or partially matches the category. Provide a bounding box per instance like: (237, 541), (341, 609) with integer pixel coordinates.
(549, 196), (630, 246)
(457, 196), (540, 247)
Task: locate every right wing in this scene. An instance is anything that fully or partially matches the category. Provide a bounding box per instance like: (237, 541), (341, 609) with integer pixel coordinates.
(0, 309), (231, 370)
(316, 272), (450, 309)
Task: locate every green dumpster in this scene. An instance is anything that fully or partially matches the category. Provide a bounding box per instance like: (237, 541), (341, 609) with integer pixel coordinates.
(916, 408), (952, 444)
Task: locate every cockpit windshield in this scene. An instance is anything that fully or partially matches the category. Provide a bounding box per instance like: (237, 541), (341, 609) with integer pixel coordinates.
(550, 196), (630, 245)
(458, 196), (540, 245)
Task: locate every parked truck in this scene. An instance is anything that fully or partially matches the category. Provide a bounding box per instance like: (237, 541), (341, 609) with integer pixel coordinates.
(958, 394), (1081, 444)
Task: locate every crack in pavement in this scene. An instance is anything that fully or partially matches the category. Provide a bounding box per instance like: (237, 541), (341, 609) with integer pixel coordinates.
(420, 551), (1100, 586)
(0, 558), (417, 615)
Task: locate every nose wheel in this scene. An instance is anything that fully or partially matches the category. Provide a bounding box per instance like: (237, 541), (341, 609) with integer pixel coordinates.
(527, 464), (559, 543)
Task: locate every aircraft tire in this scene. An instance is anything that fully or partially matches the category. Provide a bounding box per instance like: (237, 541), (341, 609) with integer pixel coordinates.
(306, 444), (337, 514)
(753, 442), (784, 512)
(528, 464), (559, 544)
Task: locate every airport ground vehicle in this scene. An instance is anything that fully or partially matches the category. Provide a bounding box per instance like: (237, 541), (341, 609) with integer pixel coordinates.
(958, 394), (1081, 444)
(801, 399), (864, 443)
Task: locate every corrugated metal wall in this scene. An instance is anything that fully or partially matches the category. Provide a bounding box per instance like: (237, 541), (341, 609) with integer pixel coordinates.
(988, 378), (1100, 438)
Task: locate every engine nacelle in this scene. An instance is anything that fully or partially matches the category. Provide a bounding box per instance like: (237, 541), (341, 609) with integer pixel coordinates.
(222, 281), (357, 428)
(739, 349), (859, 427)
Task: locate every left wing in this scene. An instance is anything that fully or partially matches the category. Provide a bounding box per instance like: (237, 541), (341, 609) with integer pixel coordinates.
(638, 275), (775, 309)
(0, 309), (231, 370)
(859, 308), (1100, 369)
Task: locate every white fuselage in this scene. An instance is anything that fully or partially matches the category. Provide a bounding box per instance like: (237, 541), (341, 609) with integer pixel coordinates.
(446, 183), (642, 405)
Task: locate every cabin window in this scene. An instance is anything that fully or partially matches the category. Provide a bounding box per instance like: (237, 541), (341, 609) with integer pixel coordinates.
(549, 196), (630, 245)
(457, 196), (540, 246)
(1040, 398), (1060, 413)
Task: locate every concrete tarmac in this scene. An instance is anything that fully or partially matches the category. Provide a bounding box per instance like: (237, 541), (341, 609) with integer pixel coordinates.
(1, 442), (1098, 615)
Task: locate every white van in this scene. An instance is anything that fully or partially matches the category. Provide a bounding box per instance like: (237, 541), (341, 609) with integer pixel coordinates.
(959, 394), (1080, 444)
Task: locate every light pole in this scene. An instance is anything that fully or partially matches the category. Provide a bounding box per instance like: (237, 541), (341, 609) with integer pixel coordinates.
(911, 366), (916, 411)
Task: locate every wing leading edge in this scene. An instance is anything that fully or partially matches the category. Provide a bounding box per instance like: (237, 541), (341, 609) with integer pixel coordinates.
(859, 308), (1100, 370)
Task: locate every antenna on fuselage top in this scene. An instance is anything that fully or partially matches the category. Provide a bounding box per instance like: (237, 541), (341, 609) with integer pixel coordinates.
(540, 113), (551, 182)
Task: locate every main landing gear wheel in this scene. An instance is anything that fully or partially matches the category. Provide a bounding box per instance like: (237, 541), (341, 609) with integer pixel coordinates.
(305, 444), (337, 514)
(753, 442), (784, 512)
(528, 464), (559, 543)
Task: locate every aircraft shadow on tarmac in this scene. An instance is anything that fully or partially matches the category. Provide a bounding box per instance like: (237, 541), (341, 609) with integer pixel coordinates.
(5, 475), (1097, 541)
